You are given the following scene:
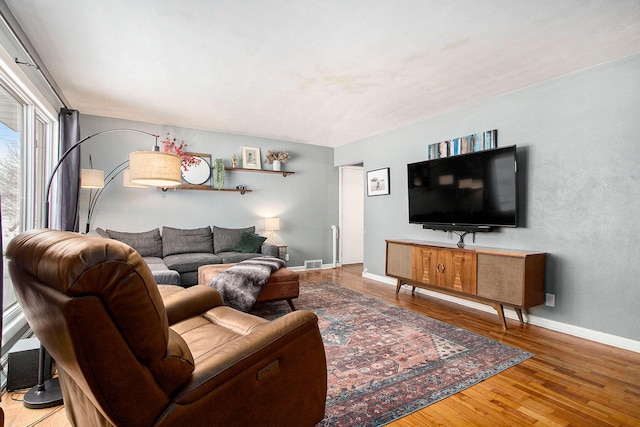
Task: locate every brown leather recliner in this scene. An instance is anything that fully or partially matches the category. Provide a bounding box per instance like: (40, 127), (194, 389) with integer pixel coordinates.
(7, 229), (327, 426)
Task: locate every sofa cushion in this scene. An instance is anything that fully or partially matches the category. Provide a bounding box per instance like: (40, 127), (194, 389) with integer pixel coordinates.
(163, 252), (222, 274)
(213, 226), (255, 253)
(162, 226), (213, 257)
(106, 228), (163, 258)
(218, 251), (265, 264)
(234, 231), (267, 253)
(143, 256), (166, 267)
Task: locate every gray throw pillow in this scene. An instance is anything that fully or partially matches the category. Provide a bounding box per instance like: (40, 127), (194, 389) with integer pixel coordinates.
(213, 226), (255, 253)
(106, 228), (163, 257)
(162, 226), (213, 257)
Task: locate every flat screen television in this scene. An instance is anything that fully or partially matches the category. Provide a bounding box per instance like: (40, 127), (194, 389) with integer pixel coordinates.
(407, 145), (517, 231)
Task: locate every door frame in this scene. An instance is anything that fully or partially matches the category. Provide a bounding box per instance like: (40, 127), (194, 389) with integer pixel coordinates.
(338, 164), (364, 266)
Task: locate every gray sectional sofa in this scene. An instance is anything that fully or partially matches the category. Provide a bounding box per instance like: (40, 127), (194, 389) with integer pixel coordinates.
(90, 225), (278, 286)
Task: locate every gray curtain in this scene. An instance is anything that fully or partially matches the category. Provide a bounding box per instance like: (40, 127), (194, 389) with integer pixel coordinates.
(53, 108), (80, 231)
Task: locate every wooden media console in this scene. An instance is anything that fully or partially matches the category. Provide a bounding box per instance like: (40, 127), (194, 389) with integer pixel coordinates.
(386, 239), (546, 329)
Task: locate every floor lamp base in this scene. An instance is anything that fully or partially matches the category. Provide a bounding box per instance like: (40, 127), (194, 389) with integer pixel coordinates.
(23, 377), (63, 409)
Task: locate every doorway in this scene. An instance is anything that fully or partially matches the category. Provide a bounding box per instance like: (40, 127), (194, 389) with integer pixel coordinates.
(339, 165), (364, 265)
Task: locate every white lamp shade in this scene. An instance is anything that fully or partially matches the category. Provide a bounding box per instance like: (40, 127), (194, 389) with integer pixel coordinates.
(128, 151), (181, 187)
(264, 217), (280, 231)
(80, 169), (104, 188)
(122, 168), (148, 188)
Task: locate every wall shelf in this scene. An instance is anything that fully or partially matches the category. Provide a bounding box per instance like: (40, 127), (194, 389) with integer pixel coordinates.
(161, 184), (252, 194)
(225, 167), (295, 177)
(159, 167), (294, 193)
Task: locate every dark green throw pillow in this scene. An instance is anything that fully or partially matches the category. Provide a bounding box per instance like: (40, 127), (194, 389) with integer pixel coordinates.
(234, 231), (267, 253)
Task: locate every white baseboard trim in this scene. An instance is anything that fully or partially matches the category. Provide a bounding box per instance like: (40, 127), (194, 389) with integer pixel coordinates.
(363, 272), (640, 353)
(288, 263), (340, 272)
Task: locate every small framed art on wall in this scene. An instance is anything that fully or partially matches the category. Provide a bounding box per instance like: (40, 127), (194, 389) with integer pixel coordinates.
(367, 167), (390, 196)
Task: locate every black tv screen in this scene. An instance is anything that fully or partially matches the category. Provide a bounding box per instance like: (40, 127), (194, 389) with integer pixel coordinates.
(407, 146), (517, 231)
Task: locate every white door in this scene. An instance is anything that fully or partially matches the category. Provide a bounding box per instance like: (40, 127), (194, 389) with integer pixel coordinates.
(340, 166), (364, 264)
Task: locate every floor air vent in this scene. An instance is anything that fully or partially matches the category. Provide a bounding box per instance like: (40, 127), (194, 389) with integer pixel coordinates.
(304, 260), (323, 270)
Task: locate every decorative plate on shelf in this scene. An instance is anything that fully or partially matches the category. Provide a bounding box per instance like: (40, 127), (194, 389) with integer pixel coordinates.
(181, 153), (211, 185)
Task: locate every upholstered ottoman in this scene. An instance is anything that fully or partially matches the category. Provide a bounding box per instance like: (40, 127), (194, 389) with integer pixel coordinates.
(198, 264), (299, 310)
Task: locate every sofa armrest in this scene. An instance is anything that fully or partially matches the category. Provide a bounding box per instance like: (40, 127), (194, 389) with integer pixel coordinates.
(261, 243), (279, 257)
(158, 285), (224, 325)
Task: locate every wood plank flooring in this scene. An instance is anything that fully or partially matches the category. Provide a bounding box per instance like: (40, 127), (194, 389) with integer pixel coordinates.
(2, 264), (639, 426)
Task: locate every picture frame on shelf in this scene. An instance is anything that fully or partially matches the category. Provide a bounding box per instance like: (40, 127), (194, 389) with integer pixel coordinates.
(366, 167), (390, 196)
(242, 146), (261, 170)
(181, 152), (212, 186)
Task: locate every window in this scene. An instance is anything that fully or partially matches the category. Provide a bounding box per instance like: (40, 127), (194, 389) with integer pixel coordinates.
(0, 52), (57, 356)
(0, 85), (22, 320)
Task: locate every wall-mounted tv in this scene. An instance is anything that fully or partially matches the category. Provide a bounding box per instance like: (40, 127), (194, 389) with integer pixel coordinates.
(407, 145), (518, 232)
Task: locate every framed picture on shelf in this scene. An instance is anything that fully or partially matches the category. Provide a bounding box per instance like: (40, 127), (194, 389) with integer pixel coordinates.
(367, 167), (390, 196)
(181, 152), (212, 186)
(242, 146), (261, 170)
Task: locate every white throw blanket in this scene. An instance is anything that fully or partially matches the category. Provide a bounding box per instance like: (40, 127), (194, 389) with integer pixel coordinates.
(208, 257), (285, 311)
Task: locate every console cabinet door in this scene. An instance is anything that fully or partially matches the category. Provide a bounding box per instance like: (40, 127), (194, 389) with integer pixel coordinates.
(476, 254), (523, 305)
(386, 242), (414, 279)
(415, 247), (476, 294)
(414, 247), (438, 285)
(476, 253), (545, 308)
(440, 250), (477, 294)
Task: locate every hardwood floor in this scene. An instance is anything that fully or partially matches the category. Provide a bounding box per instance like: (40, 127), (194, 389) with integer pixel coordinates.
(2, 264), (639, 426)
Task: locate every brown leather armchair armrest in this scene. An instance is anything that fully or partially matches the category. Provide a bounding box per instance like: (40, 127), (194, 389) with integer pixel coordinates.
(157, 307), (327, 427)
(157, 309), (327, 426)
(158, 285), (224, 325)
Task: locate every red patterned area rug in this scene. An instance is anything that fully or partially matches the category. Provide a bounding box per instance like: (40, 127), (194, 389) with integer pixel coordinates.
(251, 282), (533, 427)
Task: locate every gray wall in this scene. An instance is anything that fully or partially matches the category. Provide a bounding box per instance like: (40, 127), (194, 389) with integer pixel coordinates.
(335, 54), (640, 341)
(79, 115), (339, 267)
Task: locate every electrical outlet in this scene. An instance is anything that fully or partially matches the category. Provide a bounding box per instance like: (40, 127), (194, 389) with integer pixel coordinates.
(545, 293), (555, 307)
(285, 253), (289, 261)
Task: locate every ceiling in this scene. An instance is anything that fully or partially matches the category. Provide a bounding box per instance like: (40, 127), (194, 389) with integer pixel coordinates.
(6, 0), (640, 147)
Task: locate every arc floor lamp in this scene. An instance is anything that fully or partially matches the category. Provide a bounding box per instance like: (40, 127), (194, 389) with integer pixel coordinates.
(81, 157), (147, 233)
(24, 128), (182, 409)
